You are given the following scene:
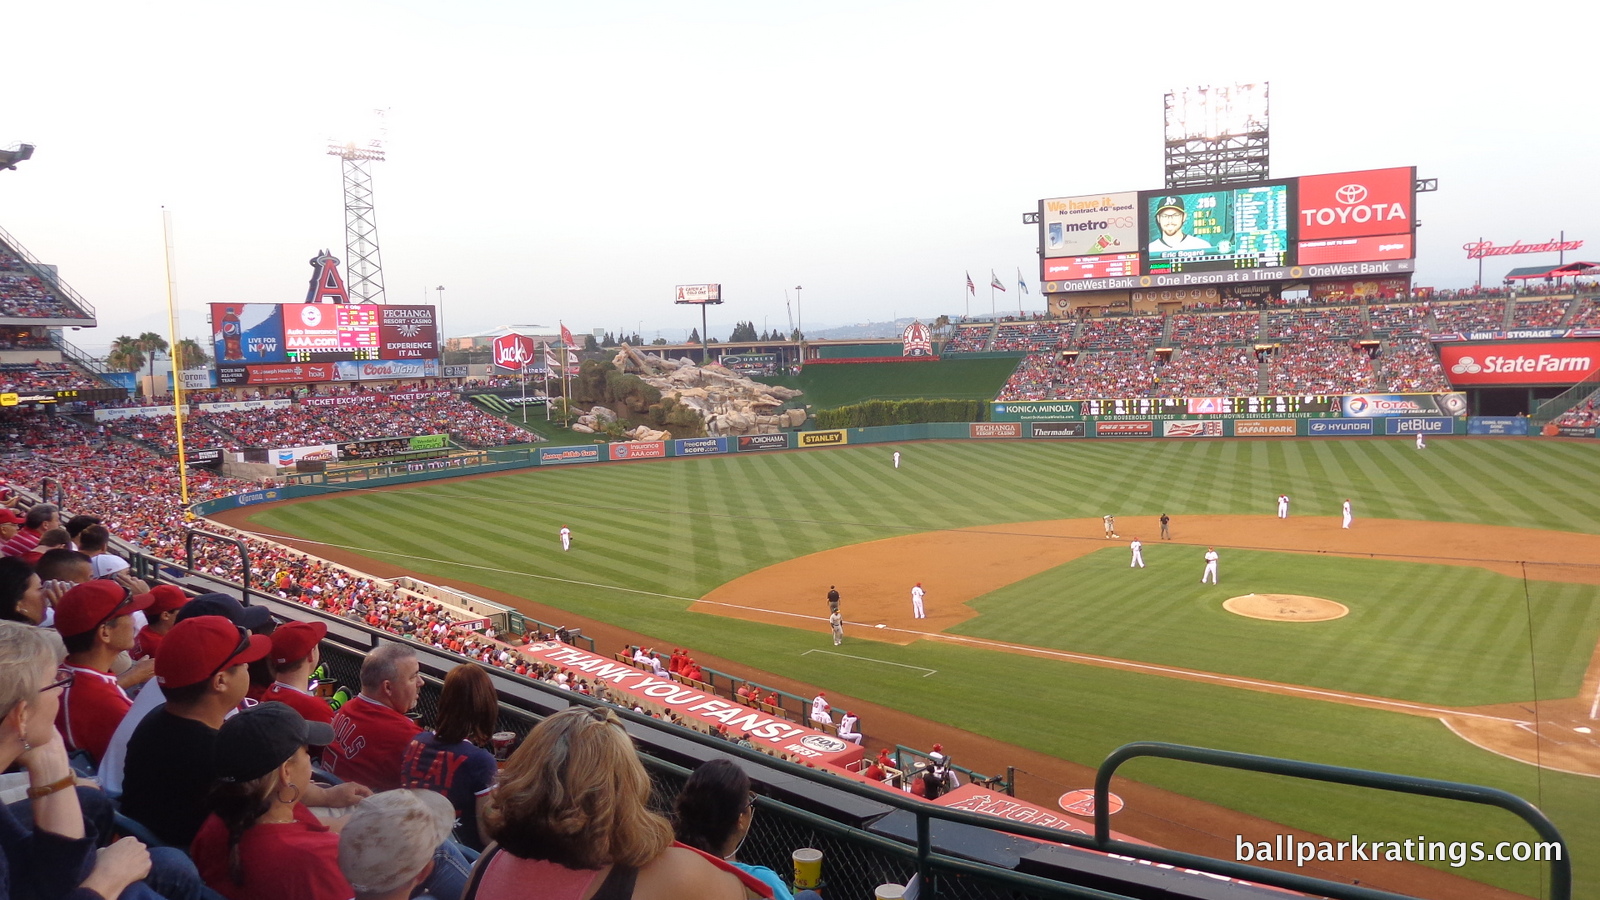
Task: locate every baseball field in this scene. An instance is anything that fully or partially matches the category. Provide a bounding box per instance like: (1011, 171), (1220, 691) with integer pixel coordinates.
(233, 437), (1600, 897)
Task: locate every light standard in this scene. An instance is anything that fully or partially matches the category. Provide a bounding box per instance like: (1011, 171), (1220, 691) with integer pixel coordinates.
(434, 285), (446, 364)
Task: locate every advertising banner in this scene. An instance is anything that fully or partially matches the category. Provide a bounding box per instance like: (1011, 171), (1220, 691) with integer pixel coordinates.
(339, 437), (421, 460)
(1295, 167), (1414, 240)
(180, 368), (214, 390)
(1144, 183), (1291, 275)
(1555, 425), (1597, 438)
(1095, 421), (1153, 436)
(409, 434), (450, 451)
(492, 333), (537, 371)
(1233, 419), (1298, 437)
(300, 394), (378, 408)
(1311, 278), (1411, 302)
(1163, 420), (1224, 437)
(1042, 253), (1141, 283)
(674, 437), (729, 457)
(737, 434), (791, 451)
(333, 359), (441, 381)
(211, 303), (286, 364)
(1308, 418), (1374, 436)
(1439, 342), (1600, 386)
(608, 441), (666, 460)
(1041, 192), (1139, 259)
(1046, 258), (1416, 294)
(673, 284), (722, 305)
(970, 422), (1023, 439)
(186, 448), (223, 467)
(1297, 234), (1413, 265)
(902, 321), (934, 357)
(284, 303), (380, 355)
(197, 398), (293, 413)
(1384, 417), (1453, 435)
(1028, 421), (1085, 438)
(378, 305), (438, 359)
(798, 429), (848, 447)
(1467, 416), (1530, 436)
(218, 363), (335, 386)
(272, 444), (340, 467)
(539, 446), (602, 465)
(390, 391), (454, 402)
(93, 405), (173, 422)
(989, 401), (1082, 422)
(443, 365), (470, 377)
(1341, 393), (1468, 418)
(234, 488), (284, 507)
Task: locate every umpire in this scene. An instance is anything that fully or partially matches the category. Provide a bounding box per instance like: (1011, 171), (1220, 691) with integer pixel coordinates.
(827, 585), (840, 614)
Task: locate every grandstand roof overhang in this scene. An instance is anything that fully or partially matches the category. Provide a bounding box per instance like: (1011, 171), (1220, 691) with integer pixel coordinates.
(1504, 261), (1599, 280)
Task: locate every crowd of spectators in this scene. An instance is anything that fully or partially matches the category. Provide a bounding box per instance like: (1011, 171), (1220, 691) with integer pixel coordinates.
(1511, 298), (1570, 329)
(1268, 343), (1378, 394)
(1429, 300), (1507, 333)
(993, 354), (1055, 400)
(1074, 315), (1162, 351)
(990, 321), (1069, 352)
(944, 324), (992, 352)
(1267, 305), (1364, 341)
(1369, 303), (1428, 336)
(0, 248), (94, 319)
(1554, 396), (1598, 428)
(1169, 311), (1259, 346)
(1044, 351), (1156, 399)
(1378, 339), (1449, 393)
(1152, 347), (1261, 398)
(0, 361), (104, 391)
(1571, 300), (1600, 329)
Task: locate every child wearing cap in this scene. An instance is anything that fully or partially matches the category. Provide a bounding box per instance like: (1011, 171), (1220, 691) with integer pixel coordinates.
(261, 621), (335, 725)
(131, 584), (189, 662)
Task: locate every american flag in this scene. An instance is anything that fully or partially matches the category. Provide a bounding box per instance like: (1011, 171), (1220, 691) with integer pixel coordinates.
(966, 272), (975, 295)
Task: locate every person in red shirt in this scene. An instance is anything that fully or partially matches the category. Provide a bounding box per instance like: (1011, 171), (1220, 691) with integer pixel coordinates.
(1, 503), (58, 558)
(53, 580), (153, 764)
(131, 584), (189, 662)
(261, 621), (334, 725)
(191, 702), (348, 900)
(326, 642), (423, 792)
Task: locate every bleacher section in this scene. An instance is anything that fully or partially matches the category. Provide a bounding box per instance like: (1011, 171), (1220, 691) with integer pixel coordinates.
(1075, 315), (1162, 350)
(1369, 302), (1428, 336)
(0, 360), (102, 391)
(1512, 297), (1570, 329)
(945, 323), (993, 352)
(1169, 311), (1258, 346)
(1430, 299), (1506, 333)
(1266, 305), (1363, 341)
(991, 320), (1070, 352)
(1269, 342), (1378, 394)
(1378, 338), (1450, 393)
(1154, 346), (1261, 398)
(0, 227), (95, 321)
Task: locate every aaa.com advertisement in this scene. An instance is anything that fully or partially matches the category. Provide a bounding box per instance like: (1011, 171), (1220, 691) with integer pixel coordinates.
(1438, 342), (1600, 385)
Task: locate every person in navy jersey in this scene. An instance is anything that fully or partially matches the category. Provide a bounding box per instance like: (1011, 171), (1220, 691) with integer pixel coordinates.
(399, 663), (498, 850)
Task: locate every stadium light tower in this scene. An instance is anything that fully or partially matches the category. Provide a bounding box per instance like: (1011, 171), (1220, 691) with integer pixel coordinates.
(328, 109), (389, 304)
(0, 143), (35, 173)
(1163, 84), (1269, 189)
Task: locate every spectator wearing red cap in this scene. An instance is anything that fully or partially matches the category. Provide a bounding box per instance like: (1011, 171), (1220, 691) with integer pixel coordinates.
(53, 580), (153, 764)
(261, 621), (334, 726)
(0, 508), (23, 547)
(326, 642), (423, 792)
(0, 503), (58, 558)
(119, 615), (275, 847)
(132, 584), (189, 662)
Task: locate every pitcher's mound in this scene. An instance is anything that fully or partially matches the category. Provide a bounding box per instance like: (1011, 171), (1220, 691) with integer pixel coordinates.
(1223, 593), (1349, 622)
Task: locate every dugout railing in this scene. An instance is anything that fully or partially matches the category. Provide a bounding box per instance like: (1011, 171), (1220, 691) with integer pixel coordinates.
(139, 553), (1570, 900)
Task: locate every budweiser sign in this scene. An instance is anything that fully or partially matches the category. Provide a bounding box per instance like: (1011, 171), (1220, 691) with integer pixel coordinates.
(1462, 239), (1583, 260)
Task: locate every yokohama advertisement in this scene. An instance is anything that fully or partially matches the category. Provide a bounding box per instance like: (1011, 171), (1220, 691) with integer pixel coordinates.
(737, 434), (791, 451)
(1438, 342), (1600, 385)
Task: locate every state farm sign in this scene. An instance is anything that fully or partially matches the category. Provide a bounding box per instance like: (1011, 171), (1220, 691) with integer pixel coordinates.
(1438, 341), (1600, 385)
(1296, 167), (1414, 240)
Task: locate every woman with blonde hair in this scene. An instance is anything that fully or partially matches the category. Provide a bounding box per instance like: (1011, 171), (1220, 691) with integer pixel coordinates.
(474, 706), (744, 900)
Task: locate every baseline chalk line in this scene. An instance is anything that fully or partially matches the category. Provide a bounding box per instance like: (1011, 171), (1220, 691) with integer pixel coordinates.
(802, 649), (937, 677)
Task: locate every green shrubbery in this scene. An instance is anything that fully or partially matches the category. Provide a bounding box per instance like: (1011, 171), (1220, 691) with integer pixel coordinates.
(813, 399), (986, 428)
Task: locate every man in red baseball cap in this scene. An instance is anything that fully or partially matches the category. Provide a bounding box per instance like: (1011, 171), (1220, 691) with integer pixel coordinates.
(0, 508), (23, 546)
(131, 584), (189, 662)
(261, 620), (334, 725)
(52, 580), (153, 764)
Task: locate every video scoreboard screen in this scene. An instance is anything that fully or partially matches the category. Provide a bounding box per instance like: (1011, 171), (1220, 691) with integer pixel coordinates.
(1081, 395), (1337, 416)
(1144, 183), (1291, 275)
(212, 303), (435, 364)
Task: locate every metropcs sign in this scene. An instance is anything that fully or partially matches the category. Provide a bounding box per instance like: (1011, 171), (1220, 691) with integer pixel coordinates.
(1438, 341), (1600, 385)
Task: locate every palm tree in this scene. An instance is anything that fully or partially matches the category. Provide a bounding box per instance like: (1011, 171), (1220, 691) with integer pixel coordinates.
(107, 336), (145, 393)
(135, 332), (170, 387)
(174, 338), (210, 370)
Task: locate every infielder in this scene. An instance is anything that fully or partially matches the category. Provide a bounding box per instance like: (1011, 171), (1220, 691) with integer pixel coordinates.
(1416, 432), (1427, 450)
(1342, 499), (1352, 529)
(559, 525), (571, 551)
(810, 693), (833, 727)
(1129, 538), (1144, 568)
(1277, 495), (1289, 519)
(1103, 514), (1118, 538)
(911, 582), (926, 619)
(1159, 513), (1171, 540)
(893, 450), (901, 469)
(829, 610), (844, 646)
(1201, 547), (1219, 583)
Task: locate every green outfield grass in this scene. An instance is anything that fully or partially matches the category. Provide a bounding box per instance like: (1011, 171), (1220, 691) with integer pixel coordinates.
(247, 438), (1600, 895)
(755, 357), (1021, 409)
(952, 547), (1600, 707)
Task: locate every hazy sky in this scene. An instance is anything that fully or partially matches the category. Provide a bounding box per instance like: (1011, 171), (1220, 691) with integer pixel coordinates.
(4, 0), (1596, 354)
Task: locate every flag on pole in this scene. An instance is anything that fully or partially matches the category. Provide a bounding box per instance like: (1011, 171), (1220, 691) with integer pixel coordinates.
(559, 323), (577, 349)
(1017, 268), (1029, 295)
(965, 272), (976, 295)
(542, 341), (559, 370)
(990, 270), (1006, 292)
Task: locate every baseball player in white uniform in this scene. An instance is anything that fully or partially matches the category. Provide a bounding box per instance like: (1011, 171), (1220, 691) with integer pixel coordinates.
(829, 610), (844, 645)
(1416, 432), (1427, 450)
(1103, 514), (1117, 538)
(911, 582), (926, 618)
(1342, 499), (1352, 529)
(810, 693), (832, 727)
(1277, 495), (1289, 519)
(1129, 538), (1144, 568)
(1201, 548), (1219, 583)
(837, 711), (863, 745)
(893, 450), (901, 469)
(559, 525), (572, 551)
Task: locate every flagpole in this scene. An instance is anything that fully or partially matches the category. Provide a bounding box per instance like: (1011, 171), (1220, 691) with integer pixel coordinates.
(1018, 268), (1024, 317)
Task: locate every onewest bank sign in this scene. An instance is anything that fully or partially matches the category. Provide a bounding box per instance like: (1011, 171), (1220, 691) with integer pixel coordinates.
(1438, 341), (1600, 386)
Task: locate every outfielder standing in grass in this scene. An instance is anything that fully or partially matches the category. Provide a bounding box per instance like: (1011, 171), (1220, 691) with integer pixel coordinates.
(1130, 538), (1145, 568)
(1202, 548), (1219, 584)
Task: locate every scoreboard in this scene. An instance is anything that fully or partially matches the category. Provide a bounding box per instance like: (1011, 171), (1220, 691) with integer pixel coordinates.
(1080, 395), (1337, 416)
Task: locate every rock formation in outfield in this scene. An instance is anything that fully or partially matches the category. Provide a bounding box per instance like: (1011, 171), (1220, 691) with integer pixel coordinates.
(610, 344), (806, 436)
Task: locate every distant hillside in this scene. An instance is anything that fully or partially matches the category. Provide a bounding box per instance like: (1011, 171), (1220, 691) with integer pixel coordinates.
(756, 357), (1021, 411)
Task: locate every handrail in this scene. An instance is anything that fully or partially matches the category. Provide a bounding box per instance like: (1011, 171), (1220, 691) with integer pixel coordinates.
(1094, 741), (1569, 900)
(0, 222), (97, 317)
(183, 528), (252, 594)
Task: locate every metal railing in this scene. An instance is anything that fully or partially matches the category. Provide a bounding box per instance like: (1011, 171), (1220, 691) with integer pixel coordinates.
(0, 222), (97, 318)
(1530, 370), (1600, 426)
